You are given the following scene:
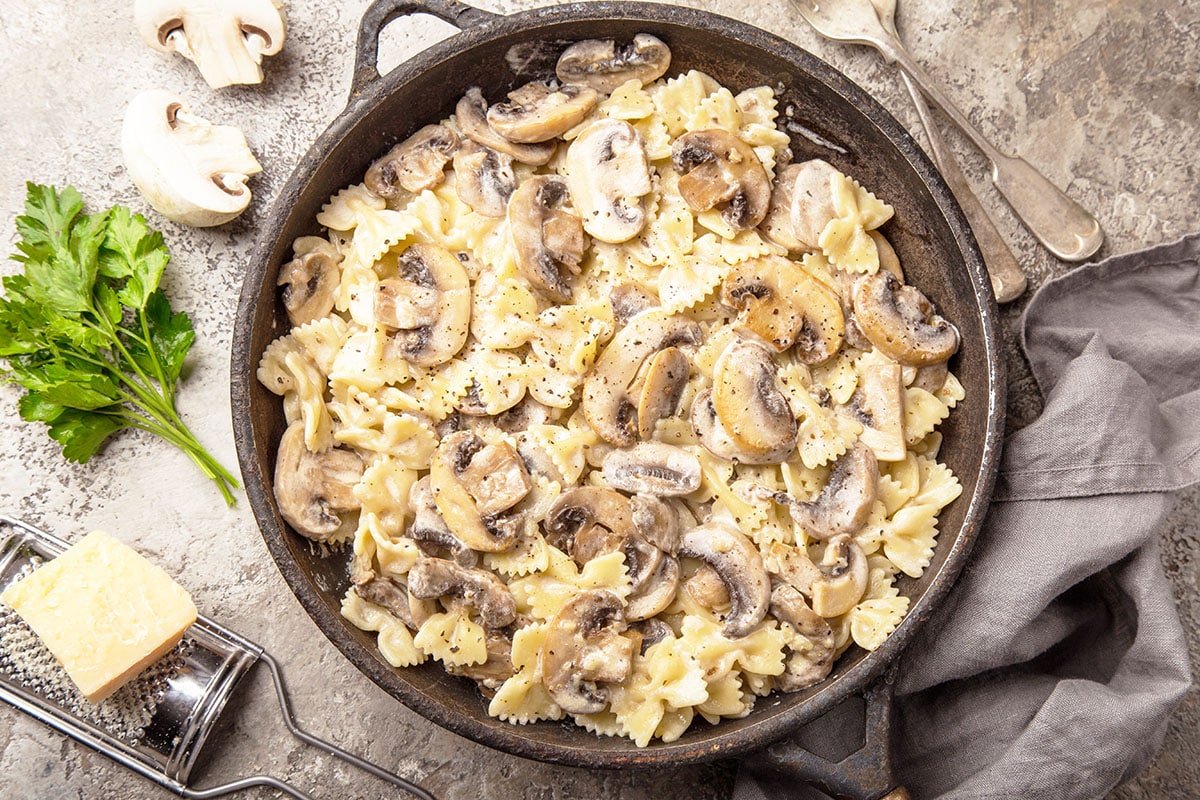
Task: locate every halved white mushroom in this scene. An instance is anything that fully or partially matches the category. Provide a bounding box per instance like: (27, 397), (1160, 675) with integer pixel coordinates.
(508, 175), (588, 303)
(671, 129), (771, 230)
(453, 140), (516, 218)
(582, 309), (703, 446)
(273, 421), (363, 543)
(720, 255), (845, 361)
(134, 0), (286, 89)
(852, 270), (960, 366)
(407, 557), (517, 629)
(541, 589), (634, 714)
(122, 89), (261, 227)
(747, 441), (878, 540)
(632, 346), (690, 439)
(365, 124), (459, 199)
(455, 87), (556, 166)
(430, 431), (527, 553)
(764, 535), (869, 617)
(710, 338), (798, 463)
(555, 34), (672, 94)
(769, 583), (835, 690)
(679, 521), (772, 638)
(486, 81), (598, 144)
(278, 250), (338, 326)
(566, 119), (652, 243)
(601, 442), (701, 496)
(380, 244), (471, 367)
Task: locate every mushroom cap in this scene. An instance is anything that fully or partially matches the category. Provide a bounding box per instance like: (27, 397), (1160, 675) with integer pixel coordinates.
(407, 557), (517, 629)
(134, 0), (286, 89)
(678, 521), (771, 638)
(844, 363), (907, 462)
(540, 588), (633, 714)
(633, 346), (690, 439)
(808, 535), (869, 617)
(720, 254), (845, 361)
(365, 124), (459, 198)
(273, 421), (363, 543)
(760, 163), (807, 252)
(430, 431), (522, 553)
(555, 33), (672, 94)
(455, 87), (556, 166)
(671, 128), (771, 230)
(487, 81), (598, 144)
(121, 89), (262, 227)
(711, 338), (798, 461)
(769, 583), (835, 691)
(625, 554), (680, 621)
(566, 119), (653, 244)
(600, 442), (701, 497)
(784, 441), (878, 540)
(508, 174), (587, 303)
(582, 309), (703, 446)
(691, 387), (790, 466)
(543, 486), (637, 553)
(853, 270), (960, 366)
(408, 476), (480, 567)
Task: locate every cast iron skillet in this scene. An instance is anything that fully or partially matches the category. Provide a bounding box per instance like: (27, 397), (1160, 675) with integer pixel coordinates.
(231, 0), (1004, 795)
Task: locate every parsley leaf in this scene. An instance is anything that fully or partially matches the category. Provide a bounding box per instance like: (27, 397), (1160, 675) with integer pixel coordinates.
(0, 184), (240, 505)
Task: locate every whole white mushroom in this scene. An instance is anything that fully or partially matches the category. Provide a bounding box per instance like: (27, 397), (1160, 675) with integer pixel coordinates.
(121, 89), (262, 227)
(134, 0), (286, 89)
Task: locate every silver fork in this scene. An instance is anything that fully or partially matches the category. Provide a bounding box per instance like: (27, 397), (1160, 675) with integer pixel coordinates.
(790, 0), (1104, 263)
(871, 0), (1026, 302)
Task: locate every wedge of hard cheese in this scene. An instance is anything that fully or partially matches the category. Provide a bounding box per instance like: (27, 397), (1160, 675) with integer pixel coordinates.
(1, 530), (197, 703)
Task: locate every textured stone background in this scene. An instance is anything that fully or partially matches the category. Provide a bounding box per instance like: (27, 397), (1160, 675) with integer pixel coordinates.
(0, 0), (1195, 798)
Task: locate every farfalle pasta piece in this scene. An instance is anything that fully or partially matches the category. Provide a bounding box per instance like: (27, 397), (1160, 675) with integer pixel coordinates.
(354, 458), (420, 543)
(488, 623), (566, 725)
(602, 638), (709, 746)
(414, 610), (488, 667)
(285, 351), (333, 452)
(658, 252), (727, 314)
(848, 596), (909, 652)
(780, 363), (862, 469)
(652, 69), (722, 137)
(291, 315), (351, 375)
(508, 548), (630, 621)
(530, 303), (613, 377)
(817, 171), (895, 274)
(904, 385), (951, 446)
(318, 184), (421, 269)
(341, 591), (426, 668)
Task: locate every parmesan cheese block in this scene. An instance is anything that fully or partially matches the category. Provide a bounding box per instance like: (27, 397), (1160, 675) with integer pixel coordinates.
(0, 530), (197, 703)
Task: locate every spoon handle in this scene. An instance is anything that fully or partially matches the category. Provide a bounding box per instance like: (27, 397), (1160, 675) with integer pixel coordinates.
(878, 36), (1104, 262)
(900, 70), (1026, 302)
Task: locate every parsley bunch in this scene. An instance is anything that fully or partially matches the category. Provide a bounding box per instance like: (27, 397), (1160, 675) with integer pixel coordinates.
(0, 183), (239, 506)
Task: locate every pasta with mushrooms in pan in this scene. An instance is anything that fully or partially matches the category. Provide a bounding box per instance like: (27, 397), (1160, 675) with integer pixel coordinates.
(258, 33), (964, 746)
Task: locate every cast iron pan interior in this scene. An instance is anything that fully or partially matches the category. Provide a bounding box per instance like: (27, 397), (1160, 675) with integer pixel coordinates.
(231, 1), (1004, 768)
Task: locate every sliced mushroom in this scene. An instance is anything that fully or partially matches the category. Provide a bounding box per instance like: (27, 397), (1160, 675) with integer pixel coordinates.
(749, 441), (878, 540)
(455, 87), (556, 166)
(541, 589), (634, 714)
(760, 163), (807, 252)
(625, 553), (680, 621)
(691, 388), (777, 465)
(278, 250), (338, 326)
(912, 362), (949, 394)
(122, 90), (261, 227)
(134, 0), (286, 89)
(852, 270), (960, 366)
(632, 346), (690, 439)
(770, 583), (835, 691)
(566, 119), (652, 243)
(555, 33), (672, 93)
(678, 521), (771, 637)
(453, 140), (515, 217)
(508, 174), (587, 303)
(446, 631), (516, 686)
(629, 494), (682, 555)
(582, 309), (703, 446)
(407, 557), (517, 629)
(631, 618), (675, 653)
(365, 124), (459, 199)
(381, 244), (471, 367)
(720, 255), (844, 361)
(486, 80), (598, 144)
(354, 576), (422, 630)
(671, 129), (771, 230)
(844, 363), (906, 462)
(610, 281), (658, 326)
(408, 476), (480, 567)
(543, 486), (637, 554)
(685, 563), (731, 610)
(273, 421), (363, 542)
(601, 442), (701, 496)
(455, 438), (532, 516)
(430, 431), (524, 553)
(764, 535), (869, 617)
(710, 338), (798, 463)
(788, 159), (841, 250)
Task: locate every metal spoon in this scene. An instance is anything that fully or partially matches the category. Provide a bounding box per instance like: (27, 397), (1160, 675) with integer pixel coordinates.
(871, 0), (1026, 301)
(790, 0), (1104, 262)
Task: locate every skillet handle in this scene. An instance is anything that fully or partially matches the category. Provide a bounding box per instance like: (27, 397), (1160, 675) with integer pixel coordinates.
(352, 0), (501, 96)
(752, 663), (910, 800)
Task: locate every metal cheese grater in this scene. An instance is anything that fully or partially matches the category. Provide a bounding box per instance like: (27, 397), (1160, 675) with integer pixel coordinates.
(0, 515), (438, 800)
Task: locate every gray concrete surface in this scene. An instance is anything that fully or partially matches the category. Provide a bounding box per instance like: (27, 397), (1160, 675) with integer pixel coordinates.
(0, 0), (1196, 798)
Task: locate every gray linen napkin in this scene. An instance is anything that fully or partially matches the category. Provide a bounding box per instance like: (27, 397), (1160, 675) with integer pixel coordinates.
(735, 234), (1199, 799)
